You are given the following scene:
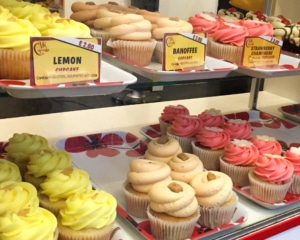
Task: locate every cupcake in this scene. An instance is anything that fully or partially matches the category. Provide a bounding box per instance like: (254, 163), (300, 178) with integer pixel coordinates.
(198, 108), (224, 127)
(58, 189), (117, 240)
(168, 152), (204, 183)
(0, 158), (22, 183)
(144, 136), (182, 163)
(248, 154), (294, 203)
(189, 171), (238, 229)
(192, 126), (230, 170)
(159, 104), (189, 136)
(24, 149), (72, 189)
(284, 147), (300, 194)
(39, 167), (92, 216)
(146, 180), (199, 240)
(220, 139), (259, 186)
(223, 118), (252, 140)
(250, 135), (283, 155)
(166, 114), (203, 153)
(123, 158), (171, 218)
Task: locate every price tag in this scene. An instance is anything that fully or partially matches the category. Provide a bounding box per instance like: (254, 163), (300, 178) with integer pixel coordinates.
(162, 32), (207, 71)
(241, 36), (282, 68)
(30, 37), (102, 86)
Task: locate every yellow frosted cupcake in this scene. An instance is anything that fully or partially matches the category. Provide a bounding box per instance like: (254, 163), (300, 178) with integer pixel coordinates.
(58, 189), (117, 240)
(0, 158), (22, 183)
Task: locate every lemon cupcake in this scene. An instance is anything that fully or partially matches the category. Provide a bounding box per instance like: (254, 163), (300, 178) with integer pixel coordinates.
(0, 158), (22, 183)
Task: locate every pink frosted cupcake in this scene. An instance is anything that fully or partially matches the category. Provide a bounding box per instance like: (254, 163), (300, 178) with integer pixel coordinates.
(166, 114), (203, 153)
(250, 135), (282, 155)
(192, 126), (230, 170)
(223, 119), (252, 140)
(159, 105), (189, 135)
(198, 108), (224, 128)
(284, 147), (300, 194)
(248, 154), (294, 203)
(240, 20), (273, 37)
(220, 139), (259, 186)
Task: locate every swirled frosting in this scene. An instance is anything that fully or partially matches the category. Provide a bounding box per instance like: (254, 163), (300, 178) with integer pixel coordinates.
(195, 126), (230, 150)
(40, 167), (92, 202)
(284, 147), (300, 174)
(160, 105), (189, 123)
(223, 119), (252, 140)
(241, 20), (274, 36)
(148, 180), (198, 217)
(5, 133), (49, 163)
(60, 189), (117, 231)
(250, 135), (282, 155)
(27, 149), (72, 178)
(127, 158), (171, 193)
(189, 171), (233, 207)
(223, 139), (259, 166)
(188, 13), (219, 36)
(254, 154), (294, 184)
(0, 207), (57, 240)
(198, 108), (224, 127)
(170, 115), (203, 138)
(168, 153), (203, 183)
(0, 181), (39, 216)
(0, 159), (22, 183)
(0, 6), (14, 20)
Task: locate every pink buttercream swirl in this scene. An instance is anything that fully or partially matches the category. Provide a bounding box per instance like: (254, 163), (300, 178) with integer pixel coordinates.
(223, 119), (252, 140)
(250, 135), (282, 155)
(195, 126), (230, 150)
(188, 12), (219, 36)
(284, 147), (300, 174)
(254, 154), (294, 184)
(213, 21), (248, 46)
(223, 139), (259, 166)
(171, 114), (203, 138)
(160, 105), (189, 123)
(240, 20), (274, 36)
(198, 108), (224, 127)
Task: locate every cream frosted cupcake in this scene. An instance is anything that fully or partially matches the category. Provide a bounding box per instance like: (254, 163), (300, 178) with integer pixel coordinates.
(220, 139), (259, 186)
(0, 158), (22, 183)
(166, 114), (203, 153)
(58, 189), (117, 240)
(146, 180), (199, 240)
(192, 126), (230, 170)
(144, 136), (182, 163)
(198, 108), (224, 128)
(168, 153), (204, 183)
(250, 135), (283, 155)
(189, 171), (238, 229)
(123, 158), (171, 218)
(24, 149), (72, 189)
(39, 167), (92, 216)
(223, 118), (252, 140)
(248, 154), (294, 203)
(284, 147), (300, 194)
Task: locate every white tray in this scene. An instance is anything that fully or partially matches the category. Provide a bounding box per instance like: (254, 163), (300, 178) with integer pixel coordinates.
(0, 61), (137, 99)
(278, 104), (300, 123)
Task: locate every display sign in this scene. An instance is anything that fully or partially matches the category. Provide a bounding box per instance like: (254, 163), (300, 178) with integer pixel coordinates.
(162, 32), (207, 71)
(30, 37), (101, 86)
(241, 36), (282, 68)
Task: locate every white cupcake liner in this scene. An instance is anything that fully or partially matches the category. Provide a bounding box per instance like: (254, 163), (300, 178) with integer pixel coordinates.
(166, 129), (195, 153)
(288, 174), (300, 194)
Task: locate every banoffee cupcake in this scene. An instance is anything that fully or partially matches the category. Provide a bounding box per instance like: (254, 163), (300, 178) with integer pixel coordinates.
(189, 171), (238, 229)
(220, 139), (259, 186)
(0, 158), (22, 183)
(250, 135), (282, 155)
(144, 136), (182, 164)
(198, 108), (224, 128)
(223, 118), (252, 140)
(284, 147), (300, 194)
(248, 154), (294, 203)
(39, 167), (92, 216)
(168, 153), (204, 183)
(24, 149), (72, 189)
(146, 180), (199, 240)
(192, 126), (230, 170)
(123, 158), (171, 218)
(58, 189), (117, 240)
(166, 114), (203, 153)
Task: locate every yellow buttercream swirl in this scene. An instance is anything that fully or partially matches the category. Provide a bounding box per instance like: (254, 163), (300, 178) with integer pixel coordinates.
(0, 159), (22, 183)
(0, 181), (39, 217)
(0, 6), (13, 20)
(27, 149), (72, 178)
(0, 207), (57, 240)
(40, 167), (92, 202)
(60, 189), (117, 231)
(5, 133), (49, 163)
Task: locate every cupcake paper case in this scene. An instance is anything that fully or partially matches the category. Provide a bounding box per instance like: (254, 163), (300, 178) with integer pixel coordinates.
(284, 147), (300, 194)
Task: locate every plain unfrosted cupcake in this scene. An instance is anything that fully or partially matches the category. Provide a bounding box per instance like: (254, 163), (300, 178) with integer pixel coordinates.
(248, 154), (294, 203)
(223, 118), (252, 140)
(189, 171), (238, 229)
(123, 158), (171, 218)
(146, 180), (199, 240)
(0, 158), (22, 183)
(198, 108), (224, 128)
(284, 147), (300, 194)
(250, 135), (282, 155)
